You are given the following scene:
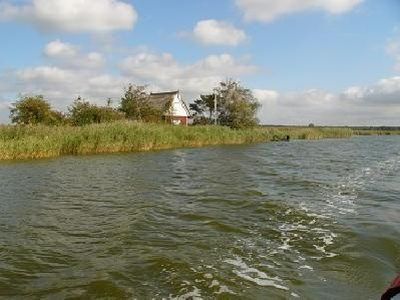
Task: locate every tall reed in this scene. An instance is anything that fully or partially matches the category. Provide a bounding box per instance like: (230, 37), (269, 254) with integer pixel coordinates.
(0, 122), (395, 161)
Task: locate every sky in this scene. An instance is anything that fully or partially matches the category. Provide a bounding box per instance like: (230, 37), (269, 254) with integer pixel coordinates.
(0, 0), (399, 125)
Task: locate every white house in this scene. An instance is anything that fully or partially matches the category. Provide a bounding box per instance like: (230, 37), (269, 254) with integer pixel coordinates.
(148, 91), (191, 125)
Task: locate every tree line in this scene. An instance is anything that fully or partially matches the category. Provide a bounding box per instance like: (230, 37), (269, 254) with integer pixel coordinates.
(9, 80), (261, 129)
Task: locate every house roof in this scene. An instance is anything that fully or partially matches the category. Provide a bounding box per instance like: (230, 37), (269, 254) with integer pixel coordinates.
(148, 91), (178, 111)
(148, 91), (191, 116)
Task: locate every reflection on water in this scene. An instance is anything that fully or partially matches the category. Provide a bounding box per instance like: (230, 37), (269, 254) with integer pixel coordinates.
(0, 136), (399, 299)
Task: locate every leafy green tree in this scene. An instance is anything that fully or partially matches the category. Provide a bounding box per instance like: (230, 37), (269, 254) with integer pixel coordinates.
(68, 97), (123, 126)
(215, 80), (261, 129)
(120, 85), (148, 121)
(119, 84), (166, 122)
(189, 94), (215, 125)
(10, 95), (65, 125)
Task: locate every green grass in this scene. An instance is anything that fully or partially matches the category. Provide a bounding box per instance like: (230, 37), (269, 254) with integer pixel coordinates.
(0, 121), (397, 160)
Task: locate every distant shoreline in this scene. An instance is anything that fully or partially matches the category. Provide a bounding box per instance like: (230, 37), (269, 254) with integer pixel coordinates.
(1, 121), (399, 161)
(262, 125), (400, 131)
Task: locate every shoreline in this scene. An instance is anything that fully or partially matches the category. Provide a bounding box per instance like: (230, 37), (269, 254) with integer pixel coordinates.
(1, 121), (399, 161)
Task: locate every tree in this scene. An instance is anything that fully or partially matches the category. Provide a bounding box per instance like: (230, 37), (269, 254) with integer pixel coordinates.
(10, 95), (65, 125)
(215, 80), (261, 129)
(47, 110), (68, 126)
(68, 97), (123, 126)
(189, 94), (215, 125)
(119, 84), (159, 122)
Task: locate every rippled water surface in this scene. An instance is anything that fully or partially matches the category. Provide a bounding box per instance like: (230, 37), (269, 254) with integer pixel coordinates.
(0, 136), (399, 299)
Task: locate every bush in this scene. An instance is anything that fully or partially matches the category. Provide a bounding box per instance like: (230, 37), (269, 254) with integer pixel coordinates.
(10, 95), (64, 125)
(68, 97), (124, 126)
(192, 116), (213, 125)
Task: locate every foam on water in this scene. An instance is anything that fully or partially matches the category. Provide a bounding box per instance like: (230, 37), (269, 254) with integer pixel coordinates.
(218, 152), (400, 296)
(169, 286), (202, 300)
(288, 155), (400, 261)
(299, 265), (314, 271)
(225, 256), (289, 291)
(166, 263), (237, 299)
(317, 156), (400, 219)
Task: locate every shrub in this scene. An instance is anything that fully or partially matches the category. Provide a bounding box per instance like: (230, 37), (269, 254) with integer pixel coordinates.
(10, 95), (64, 125)
(68, 97), (124, 126)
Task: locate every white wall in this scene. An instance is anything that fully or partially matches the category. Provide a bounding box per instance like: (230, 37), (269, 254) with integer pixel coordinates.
(171, 94), (189, 117)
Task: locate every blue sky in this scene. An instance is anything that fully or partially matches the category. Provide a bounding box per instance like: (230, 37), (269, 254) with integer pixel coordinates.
(0, 0), (399, 125)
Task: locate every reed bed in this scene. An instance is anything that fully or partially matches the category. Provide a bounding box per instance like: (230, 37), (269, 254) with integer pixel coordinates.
(0, 121), (394, 160)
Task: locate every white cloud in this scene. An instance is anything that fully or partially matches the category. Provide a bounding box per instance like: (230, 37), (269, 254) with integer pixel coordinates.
(253, 89), (279, 106)
(343, 86), (365, 100)
(236, 0), (363, 22)
(17, 66), (72, 83)
(120, 51), (257, 97)
(44, 40), (105, 69)
(44, 40), (78, 58)
(374, 77), (400, 93)
(0, 0), (137, 33)
(256, 77), (400, 125)
(192, 19), (247, 46)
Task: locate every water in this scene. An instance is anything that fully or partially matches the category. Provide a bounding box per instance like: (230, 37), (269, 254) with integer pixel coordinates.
(0, 136), (399, 299)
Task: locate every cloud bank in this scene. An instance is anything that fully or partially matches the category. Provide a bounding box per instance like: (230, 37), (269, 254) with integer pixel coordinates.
(0, 31), (398, 126)
(0, 41), (258, 120)
(120, 52), (257, 95)
(256, 77), (400, 125)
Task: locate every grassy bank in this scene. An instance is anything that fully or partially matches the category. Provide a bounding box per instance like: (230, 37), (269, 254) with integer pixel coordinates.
(0, 121), (396, 160)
